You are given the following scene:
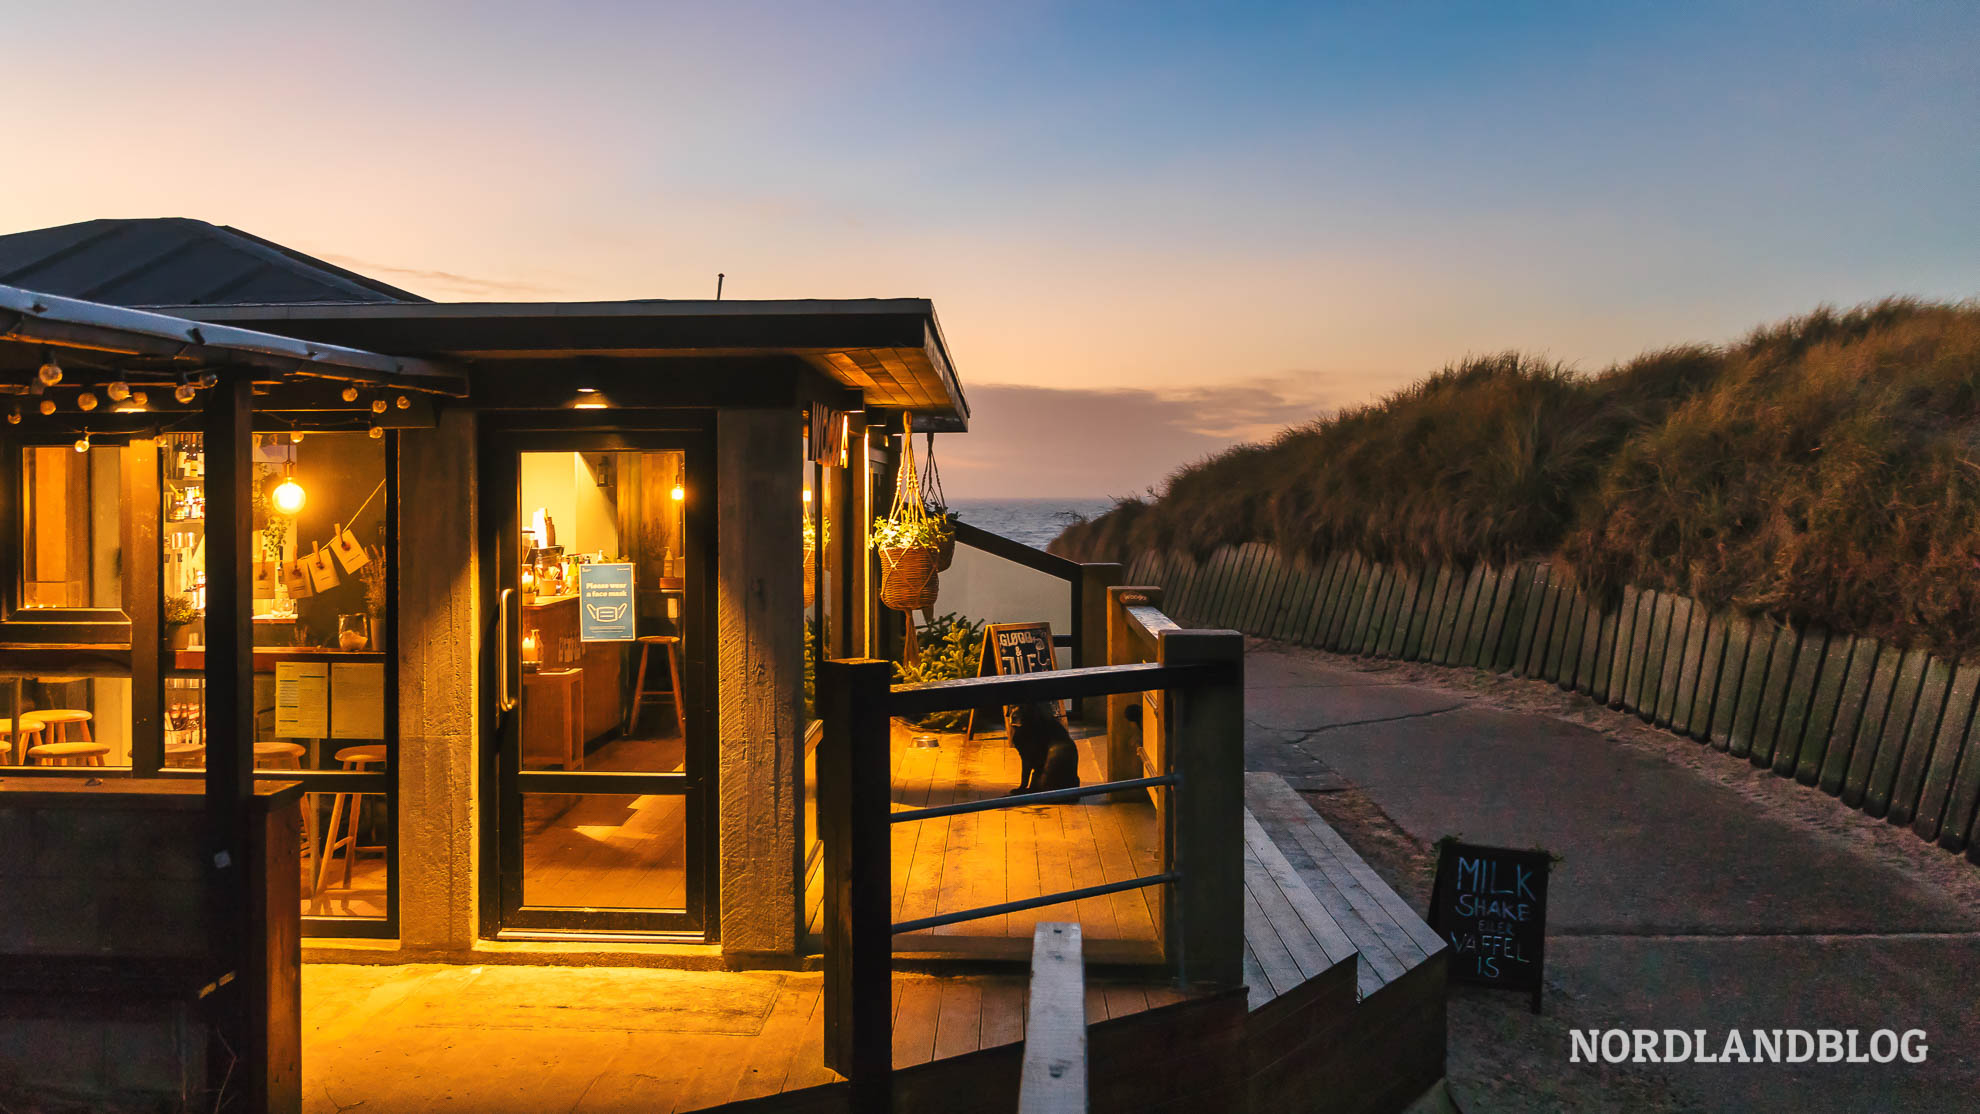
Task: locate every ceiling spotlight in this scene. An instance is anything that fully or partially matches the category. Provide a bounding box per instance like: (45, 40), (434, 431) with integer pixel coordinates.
(341, 385), (360, 403)
(36, 356), (62, 386)
(395, 395), (410, 410)
(38, 398), (56, 416)
(371, 398), (387, 414)
(77, 391), (99, 412)
(174, 382), (197, 404)
(197, 371), (219, 388)
(106, 381), (131, 402)
(73, 433), (89, 454)
(367, 424), (384, 440)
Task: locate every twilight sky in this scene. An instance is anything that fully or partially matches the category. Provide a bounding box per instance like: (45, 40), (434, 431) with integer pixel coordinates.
(5, 2), (1977, 497)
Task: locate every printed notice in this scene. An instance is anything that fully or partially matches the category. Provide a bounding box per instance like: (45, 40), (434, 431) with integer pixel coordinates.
(274, 661), (329, 738)
(579, 562), (637, 641)
(331, 662), (386, 739)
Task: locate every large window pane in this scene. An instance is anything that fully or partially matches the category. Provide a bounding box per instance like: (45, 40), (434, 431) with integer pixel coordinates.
(21, 444), (124, 608)
(522, 792), (687, 911)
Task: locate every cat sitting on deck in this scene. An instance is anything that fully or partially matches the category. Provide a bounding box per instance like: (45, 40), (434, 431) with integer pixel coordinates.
(1007, 702), (1080, 796)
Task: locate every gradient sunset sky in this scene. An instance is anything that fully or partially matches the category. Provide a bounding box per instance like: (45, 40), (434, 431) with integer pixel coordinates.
(7, 2), (1976, 497)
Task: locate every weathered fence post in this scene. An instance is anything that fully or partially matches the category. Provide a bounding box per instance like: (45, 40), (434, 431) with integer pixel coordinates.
(1159, 628), (1245, 991)
(1019, 923), (1089, 1114)
(819, 658), (894, 1110)
(1075, 562), (1123, 721)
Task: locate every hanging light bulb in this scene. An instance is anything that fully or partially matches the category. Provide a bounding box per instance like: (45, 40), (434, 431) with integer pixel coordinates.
(802, 488), (813, 504)
(173, 382), (197, 404)
(38, 398), (56, 416)
(368, 424), (384, 440)
(341, 385), (360, 402)
(37, 356), (62, 386)
(291, 430), (305, 443)
(671, 468), (686, 502)
(129, 390), (149, 407)
(271, 468), (307, 515)
(77, 391), (99, 412)
(106, 381), (131, 402)
(197, 371), (219, 389)
(73, 432), (89, 454)
(370, 398), (388, 414)
(395, 394), (411, 409)
(6, 407), (19, 425)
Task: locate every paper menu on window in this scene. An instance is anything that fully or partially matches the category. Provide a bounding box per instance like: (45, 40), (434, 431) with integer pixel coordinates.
(331, 662), (386, 739)
(273, 661), (330, 738)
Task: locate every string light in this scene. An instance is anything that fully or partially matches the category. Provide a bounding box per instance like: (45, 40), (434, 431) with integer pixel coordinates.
(106, 381), (131, 402)
(395, 395), (410, 410)
(38, 398), (56, 416)
(368, 424), (384, 440)
(73, 432), (89, 454)
(130, 391), (148, 406)
(37, 356), (62, 386)
(291, 430), (305, 443)
(6, 407), (18, 425)
(197, 371), (218, 388)
(341, 385), (360, 402)
(77, 391), (98, 412)
(173, 382), (197, 404)
(370, 398), (388, 414)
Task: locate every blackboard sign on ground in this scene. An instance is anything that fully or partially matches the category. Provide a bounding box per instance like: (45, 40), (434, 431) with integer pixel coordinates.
(965, 621), (1060, 739)
(1426, 840), (1552, 1013)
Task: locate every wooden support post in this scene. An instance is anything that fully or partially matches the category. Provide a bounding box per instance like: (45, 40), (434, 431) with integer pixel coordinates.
(123, 437), (163, 773)
(1019, 922), (1088, 1114)
(1159, 628), (1245, 991)
(202, 371), (293, 1110)
(1074, 563), (1123, 722)
(819, 658), (894, 1111)
(1106, 586), (1164, 784)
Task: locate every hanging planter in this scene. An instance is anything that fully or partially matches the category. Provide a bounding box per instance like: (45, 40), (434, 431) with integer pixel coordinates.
(872, 413), (951, 612)
(918, 429), (959, 571)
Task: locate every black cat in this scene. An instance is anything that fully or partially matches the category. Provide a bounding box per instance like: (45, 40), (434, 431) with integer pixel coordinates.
(1007, 702), (1080, 795)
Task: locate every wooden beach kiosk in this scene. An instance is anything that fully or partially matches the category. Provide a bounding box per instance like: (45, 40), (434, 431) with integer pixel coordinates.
(0, 219), (1445, 1112)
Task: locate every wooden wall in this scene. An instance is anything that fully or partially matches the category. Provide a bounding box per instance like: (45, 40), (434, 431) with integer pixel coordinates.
(1122, 546), (1980, 867)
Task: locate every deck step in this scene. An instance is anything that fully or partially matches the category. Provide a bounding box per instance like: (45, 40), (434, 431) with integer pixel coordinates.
(1243, 771), (1446, 1000)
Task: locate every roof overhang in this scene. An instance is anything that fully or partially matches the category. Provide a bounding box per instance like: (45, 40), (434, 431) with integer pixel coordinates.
(170, 298), (969, 429)
(0, 282), (465, 395)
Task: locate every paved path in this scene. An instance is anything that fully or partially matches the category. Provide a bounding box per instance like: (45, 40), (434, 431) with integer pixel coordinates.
(1241, 641), (1980, 1114)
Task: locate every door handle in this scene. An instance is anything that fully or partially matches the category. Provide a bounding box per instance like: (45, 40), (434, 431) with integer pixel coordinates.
(497, 587), (518, 713)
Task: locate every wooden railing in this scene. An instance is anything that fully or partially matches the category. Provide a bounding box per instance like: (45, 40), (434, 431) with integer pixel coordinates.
(817, 588), (1242, 1111)
(1018, 923), (1087, 1114)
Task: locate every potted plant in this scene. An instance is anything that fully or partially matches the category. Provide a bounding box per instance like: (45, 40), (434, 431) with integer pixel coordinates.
(164, 594), (200, 650)
(870, 514), (946, 612)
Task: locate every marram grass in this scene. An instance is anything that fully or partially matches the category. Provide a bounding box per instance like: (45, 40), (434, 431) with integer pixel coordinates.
(1050, 299), (1980, 656)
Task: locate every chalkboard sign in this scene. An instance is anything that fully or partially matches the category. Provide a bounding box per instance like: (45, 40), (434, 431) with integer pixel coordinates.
(1426, 841), (1552, 1012)
(965, 621), (1060, 739)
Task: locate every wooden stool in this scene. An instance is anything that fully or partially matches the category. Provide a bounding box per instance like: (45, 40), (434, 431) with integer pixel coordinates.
(0, 717), (46, 765)
(27, 741), (110, 766)
(163, 742), (206, 769)
(315, 745), (387, 896)
(253, 741), (306, 769)
(26, 709), (92, 746)
(626, 635), (686, 738)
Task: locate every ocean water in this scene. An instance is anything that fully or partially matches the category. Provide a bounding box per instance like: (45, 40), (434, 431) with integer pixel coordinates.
(949, 497), (1116, 550)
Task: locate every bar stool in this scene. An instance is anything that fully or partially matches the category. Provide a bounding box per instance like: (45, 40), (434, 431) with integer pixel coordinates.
(315, 745), (387, 895)
(625, 635), (686, 738)
(253, 741), (306, 769)
(0, 717), (45, 764)
(23, 710), (110, 767)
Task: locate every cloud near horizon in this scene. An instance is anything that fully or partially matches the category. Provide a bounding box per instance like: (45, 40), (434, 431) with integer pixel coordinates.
(940, 373), (1369, 500)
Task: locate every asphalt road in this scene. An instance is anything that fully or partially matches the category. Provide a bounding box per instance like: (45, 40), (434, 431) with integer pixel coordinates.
(1240, 640), (1980, 1114)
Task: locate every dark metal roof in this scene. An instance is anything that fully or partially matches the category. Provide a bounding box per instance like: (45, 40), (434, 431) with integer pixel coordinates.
(0, 218), (427, 307)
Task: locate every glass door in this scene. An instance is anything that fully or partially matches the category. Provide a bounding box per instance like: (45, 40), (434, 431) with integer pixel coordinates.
(482, 431), (712, 936)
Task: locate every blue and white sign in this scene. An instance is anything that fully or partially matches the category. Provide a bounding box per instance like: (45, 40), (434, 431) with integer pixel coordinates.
(578, 562), (637, 641)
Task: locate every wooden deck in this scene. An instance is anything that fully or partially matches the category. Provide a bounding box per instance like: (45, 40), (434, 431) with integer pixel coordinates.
(804, 721), (1164, 962)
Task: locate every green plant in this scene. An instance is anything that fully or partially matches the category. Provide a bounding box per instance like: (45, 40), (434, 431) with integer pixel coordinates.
(164, 595), (198, 630)
(892, 613), (985, 730)
(803, 513), (830, 551)
(871, 514), (951, 551)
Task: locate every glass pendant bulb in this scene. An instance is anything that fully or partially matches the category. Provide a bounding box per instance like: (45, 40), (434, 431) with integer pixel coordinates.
(106, 381), (131, 402)
(77, 391), (98, 412)
(37, 357), (62, 386)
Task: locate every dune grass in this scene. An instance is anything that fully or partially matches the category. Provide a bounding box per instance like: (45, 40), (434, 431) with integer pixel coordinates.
(1049, 299), (1980, 655)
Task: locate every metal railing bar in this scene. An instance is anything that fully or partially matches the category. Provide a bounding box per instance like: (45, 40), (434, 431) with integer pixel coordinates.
(890, 775), (1176, 824)
(888, 661), (1216, 716)
(891, 872), (1180, 935)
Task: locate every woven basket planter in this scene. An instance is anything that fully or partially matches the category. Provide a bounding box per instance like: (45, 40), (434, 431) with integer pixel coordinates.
(935, 532), (955, 572)
(878, 545), (940, 611)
